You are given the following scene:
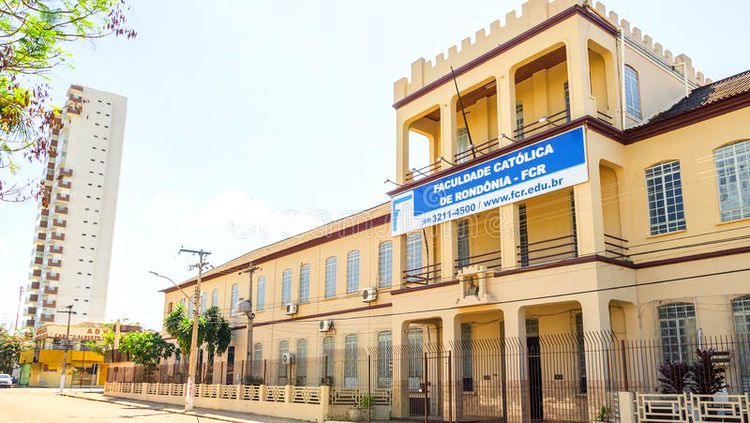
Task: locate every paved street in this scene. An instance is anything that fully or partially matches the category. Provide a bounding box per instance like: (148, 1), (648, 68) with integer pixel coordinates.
(0, 388), (298, 422)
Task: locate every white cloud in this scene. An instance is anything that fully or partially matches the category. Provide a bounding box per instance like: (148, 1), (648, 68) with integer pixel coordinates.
(182, 189), (327, 246)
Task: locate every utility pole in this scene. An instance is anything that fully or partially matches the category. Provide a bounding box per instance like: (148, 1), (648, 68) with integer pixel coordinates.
(58, 305), (76, 393)
(179, 248), (211, 412)
(14, 285), (24, 331)
(238, 264), (259, 383)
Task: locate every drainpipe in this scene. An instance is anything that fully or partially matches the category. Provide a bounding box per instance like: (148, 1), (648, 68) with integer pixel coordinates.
(673, 62), (690, 98)
(619, 28), (626, 130)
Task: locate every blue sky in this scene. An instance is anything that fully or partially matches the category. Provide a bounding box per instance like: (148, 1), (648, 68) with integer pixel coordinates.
(1, 0), (748, 331)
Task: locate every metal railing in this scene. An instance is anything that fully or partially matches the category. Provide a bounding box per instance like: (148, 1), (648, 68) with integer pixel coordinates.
(513, 109), (570, 140)
(597, 110), (615, 125)
(454, 250), (502, 273)
(454, 137), (501, 163)
(517, 234), (577, 267)
(404, 160), (442, 183)
(604, 233), (630, 261)
(402, 262), (442, 285)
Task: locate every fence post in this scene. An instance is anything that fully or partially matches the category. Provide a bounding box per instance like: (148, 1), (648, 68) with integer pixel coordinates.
(423, 351), (428, 423)
(367, 354), (371, 423)
(621, 339), (629, 391)
(448, 350), (453, 423)
(618, 391), (635, 423)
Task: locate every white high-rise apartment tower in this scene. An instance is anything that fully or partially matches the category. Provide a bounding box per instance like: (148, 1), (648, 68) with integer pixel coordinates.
(24, 85), (127, 329)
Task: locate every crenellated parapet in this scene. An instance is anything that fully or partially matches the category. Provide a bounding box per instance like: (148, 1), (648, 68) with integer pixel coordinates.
(394, 0), (708, 103)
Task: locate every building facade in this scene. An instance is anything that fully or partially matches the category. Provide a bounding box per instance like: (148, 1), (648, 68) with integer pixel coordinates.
(24, 85), (127, 329)
(158, 1), (750, 421)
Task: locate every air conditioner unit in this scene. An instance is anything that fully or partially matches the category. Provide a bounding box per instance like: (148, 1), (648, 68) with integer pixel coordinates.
(361, 287), (377, 302)
(285, 303), (298, 315)
(318, 319), (333, 332)
(281, 352), (295, 365)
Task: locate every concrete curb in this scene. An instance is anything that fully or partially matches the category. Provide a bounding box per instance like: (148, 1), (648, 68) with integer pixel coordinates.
(60, 392), (251, 423)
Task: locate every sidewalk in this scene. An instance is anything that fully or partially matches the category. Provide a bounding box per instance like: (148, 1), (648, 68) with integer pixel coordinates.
(61, 390), (311, 423)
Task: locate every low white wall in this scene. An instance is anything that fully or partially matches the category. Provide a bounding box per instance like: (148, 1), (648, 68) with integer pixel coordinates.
(104, 383), (329, 422)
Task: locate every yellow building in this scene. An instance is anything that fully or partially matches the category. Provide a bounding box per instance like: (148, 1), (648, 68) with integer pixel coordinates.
(19, 322), (108, 387)
(156, 1), (750, 421)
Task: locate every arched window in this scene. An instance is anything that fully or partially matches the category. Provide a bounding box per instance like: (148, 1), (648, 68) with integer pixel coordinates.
(624, 65), (642, 119)
(282, 268), (293, 305)
(658, 302), (696, 362)
(211, 288), (219, 308)
(377, 331), (392, 388)
(322, 336), (334, 383)
(200, 291), (207, 314)
(346, 250), (360, 294)
(256, 276), (266, 311)
(230, 283), (239, 316)
(278, 340), (289, 385)
(325, 257), (336, 298)
(646, 160), (686, 235)
(299, 264), (311, 303)
(714, 140), (750, 221)
(378, 241), (393, 288)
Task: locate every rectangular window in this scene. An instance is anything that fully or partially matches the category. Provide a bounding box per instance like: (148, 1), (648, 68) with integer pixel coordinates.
(344, 335), (358, 388)
(322, 336), (335, 383)
(256, 277), (266, 311)
(519, 204), (529, 267)
(461, 323), (473, 392)
(230, 283), (239, 316)
(457, 219), (470, 269)
(658, 303), (697, 362)
(187, 295), (194, 317)
(346, 251), (360, 294)
(564, 81), (571, 121)
(211, 289), (218, 308)
(252, 343), (263, 379)
(299, 264), (311, 303)
(715, 141), (750, 221)
(325, 257), (336, 298)
(732, 296), (750, 392)
(625, 66), (642, 119)
(296, 339), (307, 386)
(378, 241), (393, 288)
(407, 328), (423, 390)
(515, 103), (525, 140)
(282, 269), (292, 305)
(646, 161), (686, 235)
(377, 331), (392, 388)
(457, 127), (471, 164)
(278, 341), (289, 385)
(200, 291), (207, 314)
(406, 232), (423, 283)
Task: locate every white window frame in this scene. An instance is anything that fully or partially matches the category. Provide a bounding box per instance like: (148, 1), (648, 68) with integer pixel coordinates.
(344, 334), (358, 388)
(715, 141), (750, 221)
(378, 241), (393, 288)
(646, 160), (686, 235)
(256, 276), (266, 311)
(346, 250), (360, 294)
(658, 302), (697, 363)
(299, 264), (311, 303)
(325, 257), (336, 298)
(281, 268), (293, 306)
(230, 283), (239, 316)
(625, 65), (642, 120)
(406, 232), (423, 283)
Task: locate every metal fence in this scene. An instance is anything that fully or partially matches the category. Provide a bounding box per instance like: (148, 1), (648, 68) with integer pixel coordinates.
(107, 332), (750, 422)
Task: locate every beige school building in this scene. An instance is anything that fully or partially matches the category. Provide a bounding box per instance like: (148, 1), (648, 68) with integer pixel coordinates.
(149, 1), (750, 421)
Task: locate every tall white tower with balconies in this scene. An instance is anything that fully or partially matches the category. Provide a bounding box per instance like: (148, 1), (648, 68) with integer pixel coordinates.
(24, 85), (127, 329)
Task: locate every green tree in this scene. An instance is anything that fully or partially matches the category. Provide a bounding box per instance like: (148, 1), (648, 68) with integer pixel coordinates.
(0, 0), (135, 203)
(84, 323), (115, 361)
(0, 326), (30, 374)
(163, 304), (231, 376)
(118, 331), (174, 382)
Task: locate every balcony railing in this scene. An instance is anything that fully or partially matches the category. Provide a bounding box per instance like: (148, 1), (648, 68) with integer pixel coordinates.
(59, 180), (72, 189)
(596, 110), (614, 125)
(56, 193), (70, 202)
(49, 245), (63, 254)
(513, 109), (570, 140)
(42, 300), (57, 308)
(25, 319), (35, 328)
(603, 234), (630, 261)
(51, 232), (65, 241)
(404, 160), (442, 184)
(37, 232), (46, 241)
(46, 272), (60, 281)
(30, 282), (40, 290)
(52, 219), (66, 228)
(453, 137), (501, 164)
(44, 286), (58, 295)
(28, 294), (38, 302)
(40, 314), (55, 322)
(402, 263), (442, 285)
(26, 307), (37, 315)
(517, 234), (577, 268)
(454, 250), (502, 273)
(54, 205), (68, 214)
(47, 258), (62, 267)
(59, 168), (73, 177)
(32, 269), (42, 277)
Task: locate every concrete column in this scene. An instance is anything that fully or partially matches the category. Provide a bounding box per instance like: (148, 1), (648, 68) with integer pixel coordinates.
(440, 221), (457, 281)
(500, 204), (518, 271)
(500, 304), (528, 423)
(396, 117), (410, 184)
(573, 166), (606, 257)
(565, 35), (597, 119)
(581, 294), (613, 420)
(440, 101), (457, 168)
(441, 312), (461, 421)
(390, 319), (410, 418)
(393, 234), (406, 288)
(496, 71), (515, 146)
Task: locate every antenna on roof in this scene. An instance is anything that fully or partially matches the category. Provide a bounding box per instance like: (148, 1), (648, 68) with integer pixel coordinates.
(451, 66), (477, 160)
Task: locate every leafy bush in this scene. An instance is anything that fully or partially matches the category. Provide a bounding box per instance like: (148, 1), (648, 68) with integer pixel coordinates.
(691, 348), (726, 394)
(658, 361), (691, 393)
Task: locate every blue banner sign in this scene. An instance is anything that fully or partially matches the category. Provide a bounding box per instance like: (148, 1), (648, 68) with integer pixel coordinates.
(390, 126), (588, 235)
